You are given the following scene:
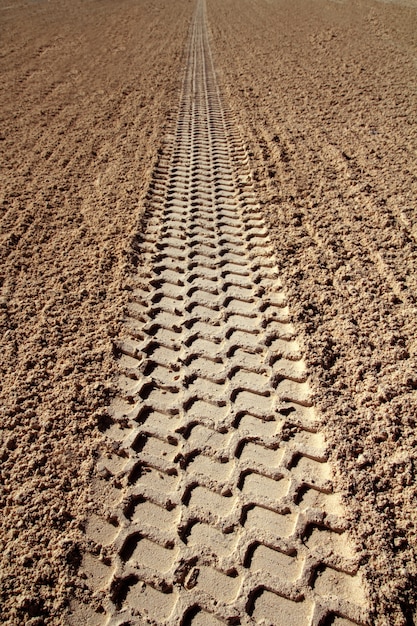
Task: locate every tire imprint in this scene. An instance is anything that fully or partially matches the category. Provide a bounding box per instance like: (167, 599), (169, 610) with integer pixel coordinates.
(78, 1), (370, 624)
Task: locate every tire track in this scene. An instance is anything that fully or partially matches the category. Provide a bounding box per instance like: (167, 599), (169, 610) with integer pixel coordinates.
(79, 1), (370, 624)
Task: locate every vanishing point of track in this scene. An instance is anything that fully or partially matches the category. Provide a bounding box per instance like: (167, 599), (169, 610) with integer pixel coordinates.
(80, 2), (370, 624)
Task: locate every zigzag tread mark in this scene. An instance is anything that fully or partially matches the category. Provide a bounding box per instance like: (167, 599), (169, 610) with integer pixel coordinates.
(74, 0), (371, 625)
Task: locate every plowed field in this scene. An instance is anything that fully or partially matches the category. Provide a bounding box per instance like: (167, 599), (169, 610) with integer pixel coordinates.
(1, 0), (416, 624)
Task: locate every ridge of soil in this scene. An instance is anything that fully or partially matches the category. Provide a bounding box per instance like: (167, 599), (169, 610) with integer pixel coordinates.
(208, 0), (417, 624)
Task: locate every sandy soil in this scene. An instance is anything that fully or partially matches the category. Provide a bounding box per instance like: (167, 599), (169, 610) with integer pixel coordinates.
(0, 0), (192, 623)
(0, 0), (416, 624)
(208, 0), (417, 623)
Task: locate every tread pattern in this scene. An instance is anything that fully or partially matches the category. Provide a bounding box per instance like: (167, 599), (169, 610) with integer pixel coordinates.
(82, 2), (370, 625)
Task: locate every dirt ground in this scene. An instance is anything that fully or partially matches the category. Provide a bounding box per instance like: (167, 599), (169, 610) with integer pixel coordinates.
(208, 0), (417, 623)
(0, 0), (192, 623)
(0, 0), (416, 624)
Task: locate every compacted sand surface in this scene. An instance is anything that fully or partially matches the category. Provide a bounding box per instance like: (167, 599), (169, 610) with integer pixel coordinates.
(0, 0), (416, 624)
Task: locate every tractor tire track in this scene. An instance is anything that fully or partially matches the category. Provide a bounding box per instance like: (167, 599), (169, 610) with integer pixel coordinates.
(78, 1), (371, 624)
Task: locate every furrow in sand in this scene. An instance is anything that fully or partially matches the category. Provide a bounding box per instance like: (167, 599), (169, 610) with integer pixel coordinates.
(71, 1), (371, 625)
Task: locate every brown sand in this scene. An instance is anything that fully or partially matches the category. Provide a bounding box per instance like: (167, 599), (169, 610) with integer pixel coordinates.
(0, 0), (192, 623)
(0, 0), (416, 624)
(208, 0), (417, 623)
